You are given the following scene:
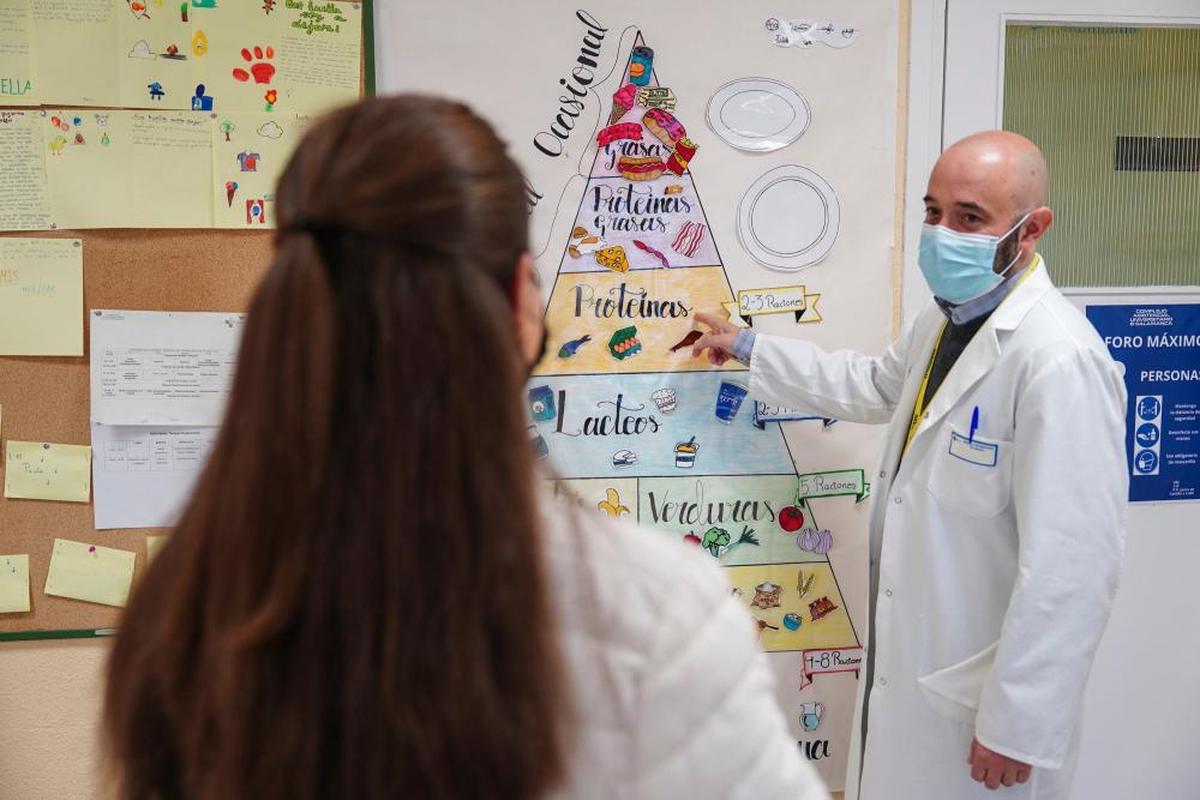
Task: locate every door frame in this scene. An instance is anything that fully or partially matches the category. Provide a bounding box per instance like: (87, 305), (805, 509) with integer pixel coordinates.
(902, 2), (1200, 326)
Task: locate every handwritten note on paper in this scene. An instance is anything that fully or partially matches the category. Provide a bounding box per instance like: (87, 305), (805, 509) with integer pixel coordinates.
(44, 539), (135, 608)
(43, 110), (213, 228)
(0, 555), (31, 613)
(0, 238), (83, 355)
(0, 112), (52, 231)
(190, 0), (362, 116)
(4, 441), (92, 502)
(90, 310), (244, 426)
(29, 0), (118, 107)
(0, 0), (36, 105)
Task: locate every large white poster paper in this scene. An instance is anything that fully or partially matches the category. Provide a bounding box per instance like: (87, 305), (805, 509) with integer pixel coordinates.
(376, 2), (900, 788)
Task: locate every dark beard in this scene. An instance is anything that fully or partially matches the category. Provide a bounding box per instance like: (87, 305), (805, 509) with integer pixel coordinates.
(992, 221), (1024, 274)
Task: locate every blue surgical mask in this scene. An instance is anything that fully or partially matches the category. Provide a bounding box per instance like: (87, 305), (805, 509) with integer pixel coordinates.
(918, 213), (1031, 304)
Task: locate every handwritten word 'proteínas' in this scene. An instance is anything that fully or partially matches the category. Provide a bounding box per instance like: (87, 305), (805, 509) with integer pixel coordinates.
(532, 11), (608, 158)
(572, 282), (691, 320)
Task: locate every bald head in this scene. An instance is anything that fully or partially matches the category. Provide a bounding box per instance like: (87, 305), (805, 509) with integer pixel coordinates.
(922, 130), (1054, 273)
(939, 130), (1048, 209)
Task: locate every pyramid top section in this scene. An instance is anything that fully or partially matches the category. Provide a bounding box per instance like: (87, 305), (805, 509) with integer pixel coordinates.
(557, 32), (719, 275)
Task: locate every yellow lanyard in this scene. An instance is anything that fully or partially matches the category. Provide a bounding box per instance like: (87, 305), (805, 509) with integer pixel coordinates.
(902, 321), (948, 458)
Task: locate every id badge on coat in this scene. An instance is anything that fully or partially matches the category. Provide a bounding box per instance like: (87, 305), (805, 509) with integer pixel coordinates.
(948, 432), (999, 467)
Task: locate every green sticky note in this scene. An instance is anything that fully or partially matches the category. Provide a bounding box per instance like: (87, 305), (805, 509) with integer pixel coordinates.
(44, 539), (135, 608)
(0, 555), (31, 613)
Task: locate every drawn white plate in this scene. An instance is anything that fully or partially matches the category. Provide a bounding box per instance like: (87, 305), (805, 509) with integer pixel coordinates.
(706, 78), (811, 153)
(737, 165), (840, 271)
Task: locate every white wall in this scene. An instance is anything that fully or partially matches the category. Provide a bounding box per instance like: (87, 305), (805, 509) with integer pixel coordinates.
(0, 641), (107, 799)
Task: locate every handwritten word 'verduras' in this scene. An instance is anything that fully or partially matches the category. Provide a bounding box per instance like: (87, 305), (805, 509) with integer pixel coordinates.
(532, 11), (608, 158)
(646, 481), (779, 527)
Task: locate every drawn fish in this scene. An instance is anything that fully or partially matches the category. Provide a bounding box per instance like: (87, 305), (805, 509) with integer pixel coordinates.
(557, 334), (592, 358)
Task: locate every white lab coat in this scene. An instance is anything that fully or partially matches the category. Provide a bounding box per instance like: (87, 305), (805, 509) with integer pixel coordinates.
(747, 262), (1127, 800)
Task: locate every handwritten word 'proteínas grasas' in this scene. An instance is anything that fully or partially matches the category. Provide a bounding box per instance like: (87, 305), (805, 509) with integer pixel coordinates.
(532, 11), (608, 158)
(590, 182), (692, 236)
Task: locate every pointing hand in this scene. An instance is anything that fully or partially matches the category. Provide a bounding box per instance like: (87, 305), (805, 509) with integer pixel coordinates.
(690, 311), (741, 366)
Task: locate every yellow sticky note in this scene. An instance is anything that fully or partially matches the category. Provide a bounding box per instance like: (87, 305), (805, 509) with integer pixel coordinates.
(0, 238), (83, 355)
(4, 441), (91, 503)
(44, 539), (135, 608)
(0, 554), (31, 613)
(145, 535), (166, 563)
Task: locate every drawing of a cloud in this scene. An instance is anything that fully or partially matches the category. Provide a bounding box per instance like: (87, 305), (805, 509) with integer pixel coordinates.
(128, 39), (154, 59)
(257, 121), (284, 139)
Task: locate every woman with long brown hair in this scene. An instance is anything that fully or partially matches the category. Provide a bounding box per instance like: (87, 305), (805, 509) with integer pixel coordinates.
(103, 95), (826, 800)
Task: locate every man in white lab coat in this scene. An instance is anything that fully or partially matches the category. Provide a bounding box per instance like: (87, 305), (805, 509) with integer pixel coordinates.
(693, 131), (1127, 799)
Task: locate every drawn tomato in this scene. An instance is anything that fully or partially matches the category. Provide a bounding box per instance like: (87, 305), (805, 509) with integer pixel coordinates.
(778, 506), (805, 532)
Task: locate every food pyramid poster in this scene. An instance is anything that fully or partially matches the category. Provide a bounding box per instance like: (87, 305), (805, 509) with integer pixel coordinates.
(528, 29), (863, 718)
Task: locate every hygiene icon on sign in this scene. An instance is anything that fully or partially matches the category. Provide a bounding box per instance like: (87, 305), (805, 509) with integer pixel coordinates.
(1133, 394), (1162, 476)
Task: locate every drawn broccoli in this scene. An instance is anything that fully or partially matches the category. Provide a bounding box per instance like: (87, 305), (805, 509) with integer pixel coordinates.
(701, 525), (759, 558)
(701, 526), (730, 557)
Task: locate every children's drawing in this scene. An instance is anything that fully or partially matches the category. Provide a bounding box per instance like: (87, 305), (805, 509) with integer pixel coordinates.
(191, 30), (208, 57)
(147, 81), (166, 101)
(597, 487), (630, 518)
(236, 150), (260, 172)
(191, 0), (218, 8)
(737, 164), (840, 272)
(532, 32), (861, 672)
(257, 121), (283, 139)
(232, 45), (276, 85)
(705, 77), (811, 153)
(129, 40), (154, 59)
(224, 181), (238, 207)
(262, 0), (276, 13)
(48, 136), (67, 155)
(245, 198), (266, 224)
(161, 44), (186, 61)
(218, 119), (235, 141)
(126, 0), (151, 20)
(191, 84), (213, 111)
(765, 18), (859, 49)
(264, 89), (277, 111)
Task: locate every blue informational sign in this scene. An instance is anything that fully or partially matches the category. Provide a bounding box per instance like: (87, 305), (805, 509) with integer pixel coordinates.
(1086, 303), (1200, 502)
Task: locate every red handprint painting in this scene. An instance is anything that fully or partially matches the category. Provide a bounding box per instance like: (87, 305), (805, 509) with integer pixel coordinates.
(232, 45), (276, 85)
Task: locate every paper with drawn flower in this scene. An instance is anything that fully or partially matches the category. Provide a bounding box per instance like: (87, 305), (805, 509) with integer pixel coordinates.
(22, 0), (361, 112)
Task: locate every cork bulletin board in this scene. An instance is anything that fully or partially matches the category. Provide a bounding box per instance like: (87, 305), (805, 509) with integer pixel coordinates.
(0, 2), (374, 639)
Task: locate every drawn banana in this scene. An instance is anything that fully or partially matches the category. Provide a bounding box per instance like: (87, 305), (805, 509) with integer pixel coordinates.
(597, 487), (630, 518)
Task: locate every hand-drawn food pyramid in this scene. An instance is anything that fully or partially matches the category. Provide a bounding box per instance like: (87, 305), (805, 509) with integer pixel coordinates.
(529, 32), (860, 674)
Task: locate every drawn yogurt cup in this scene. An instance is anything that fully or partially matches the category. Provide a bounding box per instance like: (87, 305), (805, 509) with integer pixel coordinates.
(714, 381), (749, 423)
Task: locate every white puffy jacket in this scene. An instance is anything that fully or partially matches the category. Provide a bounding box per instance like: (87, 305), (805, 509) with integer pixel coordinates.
(539, 490), (830, 800)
